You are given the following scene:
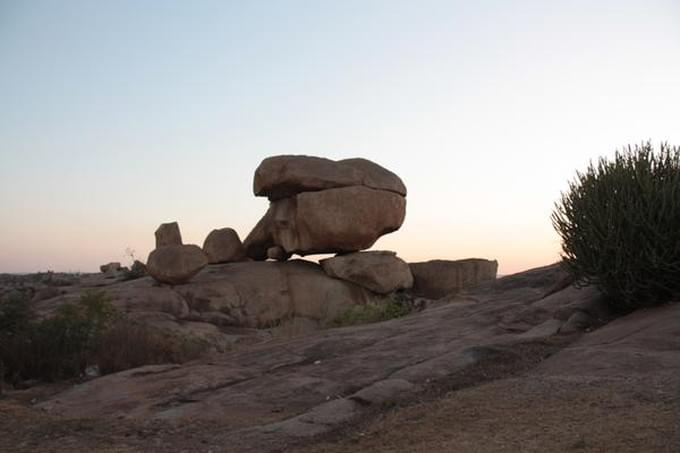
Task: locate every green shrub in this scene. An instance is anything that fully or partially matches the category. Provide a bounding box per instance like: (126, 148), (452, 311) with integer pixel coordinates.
(93, 319), (208, 375)
(552, 142), (680, 311)
(0, 290), (117, 383)
(330, 293), (413, 327)
(0, 291), (207, 385)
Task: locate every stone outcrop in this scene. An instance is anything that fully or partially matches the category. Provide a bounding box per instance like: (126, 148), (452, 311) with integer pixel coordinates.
(99, 262), (121, 274)
(253, 155), (407, 200)
(175, 260), (379, 328)
(155, 221), (182, 248)
(320, 251), (413, 294)
(146, 244), (208, 285)
(409, 258), (498, 299)
(245, 157), (407, 260)
(202, 228), (246, 264)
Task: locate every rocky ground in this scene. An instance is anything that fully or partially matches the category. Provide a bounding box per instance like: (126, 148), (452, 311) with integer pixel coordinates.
(1, 264), (679, 452)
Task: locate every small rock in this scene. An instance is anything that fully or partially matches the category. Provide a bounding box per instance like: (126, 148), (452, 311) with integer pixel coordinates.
(560, 311), (593, 334)
(155, 222), (183, 248)
(100, 262), (122, 274)
(267, 246), (291, 262)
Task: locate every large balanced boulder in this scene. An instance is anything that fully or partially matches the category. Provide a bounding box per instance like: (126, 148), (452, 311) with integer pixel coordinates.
(409, 258), (498, 299)
(202, 228), (246, 264)
(320, 251), (413, 294)
(147, 245), (208, 285)
(244, 186), (406, 259)
(155, 221), (183, 248)
(253, 155), (407, 201)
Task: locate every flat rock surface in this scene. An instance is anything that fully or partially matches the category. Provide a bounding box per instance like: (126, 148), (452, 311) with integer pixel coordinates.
(2, 264), (679, 452)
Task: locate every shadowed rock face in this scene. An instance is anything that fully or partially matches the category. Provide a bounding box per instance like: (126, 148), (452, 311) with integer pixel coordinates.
(410, 258), (499, 299)
(321, 251), (414, 294)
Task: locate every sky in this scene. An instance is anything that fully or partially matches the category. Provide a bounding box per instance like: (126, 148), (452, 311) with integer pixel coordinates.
(1, 0), (679, 275)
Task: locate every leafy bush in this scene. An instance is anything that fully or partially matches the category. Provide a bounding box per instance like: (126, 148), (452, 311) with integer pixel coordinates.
(330, 293), (413, 327)
(552, 142), (680, 311)
(0, 291), (207, 386)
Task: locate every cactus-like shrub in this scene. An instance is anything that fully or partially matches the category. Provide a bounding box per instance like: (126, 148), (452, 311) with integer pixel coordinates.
(552, 142), (680, 312)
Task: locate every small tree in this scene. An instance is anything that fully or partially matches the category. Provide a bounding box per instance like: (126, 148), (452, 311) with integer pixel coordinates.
(552, 142), (680, 312)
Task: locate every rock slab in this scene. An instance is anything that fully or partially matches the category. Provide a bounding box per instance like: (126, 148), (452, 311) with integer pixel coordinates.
(409, 258), (498, 299)
(320, 251), (413, 294)
(254, 155), (406, 200)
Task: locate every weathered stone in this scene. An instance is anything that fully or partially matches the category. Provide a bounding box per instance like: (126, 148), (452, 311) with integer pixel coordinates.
(146, 245), (207, 285)
(202, 228), (246, 264)
(320, 251), (413, 294)
(155, 221), (183, 248)
(99, 262), (121, 274)
(409, 258), (498, 299)
(339, 157), (407, 196)
(560, 311), (593, 334)
(244, 186), (406, 258)
(266, 246), (290, 262)
(176, 260), (376, 328)
(254, 155), (364, 200)
(253, 155), (406, 200)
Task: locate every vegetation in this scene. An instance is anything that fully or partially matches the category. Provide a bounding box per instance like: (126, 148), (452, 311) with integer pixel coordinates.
(0, 291), (207, 387)
(552, 142), (680, 312)
(330, 293), (414, 327)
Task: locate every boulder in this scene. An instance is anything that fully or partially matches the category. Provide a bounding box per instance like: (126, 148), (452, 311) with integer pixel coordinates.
(254, 155), (363, 200)
(174, 260), (378, 328)
(155, 221), (183, 248)
(409, 258), (498, 299)
(320, 251), (413, 294)
(339, 158), (407, 196)
(147, 245), (208, 285)
(244, 186), (406, 259)
(99, 262), (121, 274)
(202, 228), (246, 264)
(267, 246), (290, 262)
(253, 155), (406, 200)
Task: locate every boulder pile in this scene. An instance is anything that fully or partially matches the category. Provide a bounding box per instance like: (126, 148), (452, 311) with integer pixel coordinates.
(137, 155), (496, 325)
(243, 156), (407, 259)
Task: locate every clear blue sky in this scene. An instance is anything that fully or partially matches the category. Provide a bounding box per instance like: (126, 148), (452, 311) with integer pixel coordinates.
(1, 0), (679, 274)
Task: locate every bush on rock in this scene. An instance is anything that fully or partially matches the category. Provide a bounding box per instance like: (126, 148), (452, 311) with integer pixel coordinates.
(552, 142), (680, 312)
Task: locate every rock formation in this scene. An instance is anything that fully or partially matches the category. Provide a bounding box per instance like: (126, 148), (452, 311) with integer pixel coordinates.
(147, 243), (208, 285)
(155, 221), (182, 248)
(244, 156), (407, 259)
(320, 251), (413, 294)
(202, 228), (246, 264)
(99, 262), (121, 274)
(409, 258), (498, 299)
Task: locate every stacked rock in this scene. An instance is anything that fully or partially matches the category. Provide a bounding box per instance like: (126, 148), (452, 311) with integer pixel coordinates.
(243, 156), (407, 260)
(147, 222), (208, 285)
